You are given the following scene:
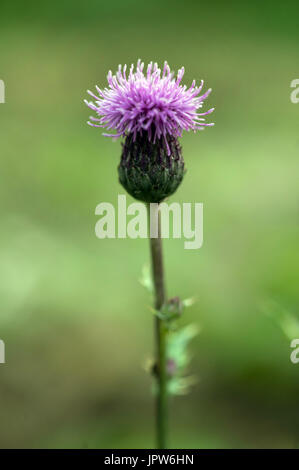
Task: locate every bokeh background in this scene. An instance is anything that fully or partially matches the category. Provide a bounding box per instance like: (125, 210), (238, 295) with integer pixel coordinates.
(1, 0), (299, 449)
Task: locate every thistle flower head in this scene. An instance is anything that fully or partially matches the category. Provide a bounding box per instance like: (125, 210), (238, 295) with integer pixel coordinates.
(85, 60), (214, 155)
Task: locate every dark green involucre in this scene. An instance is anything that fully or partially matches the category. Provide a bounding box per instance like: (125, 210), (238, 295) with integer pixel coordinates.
(118, 133), (185, 203)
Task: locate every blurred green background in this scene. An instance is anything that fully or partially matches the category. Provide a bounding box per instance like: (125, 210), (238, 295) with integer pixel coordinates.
(1, 0), (299, 449)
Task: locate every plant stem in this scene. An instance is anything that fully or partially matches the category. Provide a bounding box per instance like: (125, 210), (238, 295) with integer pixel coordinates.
(147, 204), (168, 449)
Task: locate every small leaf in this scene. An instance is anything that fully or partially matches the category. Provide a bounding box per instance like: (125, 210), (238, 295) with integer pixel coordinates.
(139, 264), (153, 295)
(262, 300), (299, 341)
(168, 375), (198, 396)
(167, 323), (200, 396)
(182, 297), (196, 308)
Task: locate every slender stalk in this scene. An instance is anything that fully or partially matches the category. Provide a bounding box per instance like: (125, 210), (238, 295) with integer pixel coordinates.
(147, 204), (168, 449)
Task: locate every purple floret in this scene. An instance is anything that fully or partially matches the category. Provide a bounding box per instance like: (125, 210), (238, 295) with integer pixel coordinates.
(85, 60), (214, 155)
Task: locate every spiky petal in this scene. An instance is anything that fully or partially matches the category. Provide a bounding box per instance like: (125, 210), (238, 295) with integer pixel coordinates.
(85, 60), (214, 155)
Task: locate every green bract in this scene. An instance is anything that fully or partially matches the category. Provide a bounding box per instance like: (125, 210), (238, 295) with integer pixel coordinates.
(118, 133), (185, 203)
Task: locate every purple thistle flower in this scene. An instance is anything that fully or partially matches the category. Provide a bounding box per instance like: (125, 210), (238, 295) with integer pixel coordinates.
(84, 60), (214, 155)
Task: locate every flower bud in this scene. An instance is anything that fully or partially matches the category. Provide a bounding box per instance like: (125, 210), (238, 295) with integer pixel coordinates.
(166, 296), (183, 317)
(118, 133), (185, 203)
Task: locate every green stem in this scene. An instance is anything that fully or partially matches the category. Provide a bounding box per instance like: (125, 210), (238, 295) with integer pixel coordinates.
(147, 204), (168, 449)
